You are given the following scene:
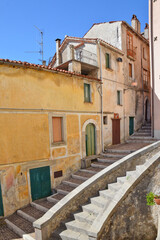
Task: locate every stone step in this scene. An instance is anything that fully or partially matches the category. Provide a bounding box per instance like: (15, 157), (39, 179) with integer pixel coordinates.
(34, 199), (55, 210)
(105, 149), (134, 154)
(74, 211), (95, 225)
(130, 136), (154, 140)
(117, 176), (127, 184)
(47, 193), (65, 203)
(6, 213), (34, 237)
(0, 221), (20, 240)
(82, 203), (101, 216)
(138, 129), (151, 133)
(30, 202), (48, 213)
(91, 162), (109, 169)
(126, 170), (136, 177)
(91, 195), (109, 208)
(97, 157), (119, 163)
(108, 182), (122, 192)
(133, 132), (151, 136)
(100, 153), (127, 158)
(80, 168), (98, 174)
(99, 189), (115, 200)
(72, 170), (95, 180)
(56, 184), (76, 195)
(49, 225), (66, 240)
(18, 205), (44, 221)
(62, 177), (85, 188)
(60, 229), (88, 240)
(126, 139), (156, 143)
(65, 220), (91, 235)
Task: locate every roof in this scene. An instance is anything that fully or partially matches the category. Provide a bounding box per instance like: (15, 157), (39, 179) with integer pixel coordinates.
(49, 36), (124, 67)
(0, 58), (101, 83)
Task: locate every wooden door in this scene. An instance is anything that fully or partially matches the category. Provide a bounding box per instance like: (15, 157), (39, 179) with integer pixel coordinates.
(85, 124), (96, 156)
(30, 166), (51, 201)
(129, 117), (134, 136)
(112, 119), (120, 145)
(0, 183), (4, 216)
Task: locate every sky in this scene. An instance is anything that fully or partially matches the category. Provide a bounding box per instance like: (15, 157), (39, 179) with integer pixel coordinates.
(0, 0), (149, 65)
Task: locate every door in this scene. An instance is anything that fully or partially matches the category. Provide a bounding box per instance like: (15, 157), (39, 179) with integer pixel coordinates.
(85, 124), (96, 156)
(112, 119), (120, 145)
(30, 166), (51, 201)
(129, 117), (134, 136)
(0, 183), (4, 216)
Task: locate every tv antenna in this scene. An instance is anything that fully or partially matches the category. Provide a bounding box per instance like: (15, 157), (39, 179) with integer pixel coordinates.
(25, 25), (44, 63)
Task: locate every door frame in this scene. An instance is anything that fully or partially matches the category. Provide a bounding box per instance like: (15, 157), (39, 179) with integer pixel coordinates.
(85, 123), (96, 156)
(82, 119), (100, 158)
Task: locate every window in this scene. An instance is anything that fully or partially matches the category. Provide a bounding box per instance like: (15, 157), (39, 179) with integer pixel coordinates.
(127, 32), (136, 58)
(143, 69), (148, 88)
(52, 117), (63, 143)
(84, 83), (91, 102)
(105, 53), (110, 69)
(143, 47), (146, 59)
(103, 116), (108, 125)
(129, 63), (133, 78)
(117, 90), (122, 105)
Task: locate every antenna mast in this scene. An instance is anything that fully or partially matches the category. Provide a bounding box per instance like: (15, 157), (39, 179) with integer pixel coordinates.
(34, 25), (43, 62)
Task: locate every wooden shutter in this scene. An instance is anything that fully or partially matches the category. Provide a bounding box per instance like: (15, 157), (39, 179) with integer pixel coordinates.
(106, 53), (110, 68)
(52, 117), (62, 142)
(84, 83), (90, 102)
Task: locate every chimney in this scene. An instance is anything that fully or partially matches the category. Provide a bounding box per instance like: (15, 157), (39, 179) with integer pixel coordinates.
(144, 23), (149, 39)
(42, 60), (46, 66)
(55, 38), (61, 66)
(131, 15), (141, 34)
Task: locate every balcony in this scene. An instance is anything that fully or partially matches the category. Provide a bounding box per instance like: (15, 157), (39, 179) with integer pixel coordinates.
(127, 47), (136, 60)
(74, 49), (98, 67)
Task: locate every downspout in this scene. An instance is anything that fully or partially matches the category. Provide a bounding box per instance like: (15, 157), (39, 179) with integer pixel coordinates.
(98, 40), (104, 152)
(141, 44), (144, 124)
(150, 0), (155, 138)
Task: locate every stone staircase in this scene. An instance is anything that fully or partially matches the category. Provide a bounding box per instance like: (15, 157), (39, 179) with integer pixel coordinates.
(0, 123), (155, 240)
(126, 123), (156, 143)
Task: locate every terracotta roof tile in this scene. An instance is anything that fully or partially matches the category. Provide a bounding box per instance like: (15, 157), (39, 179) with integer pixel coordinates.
(0, 58), (101, 82)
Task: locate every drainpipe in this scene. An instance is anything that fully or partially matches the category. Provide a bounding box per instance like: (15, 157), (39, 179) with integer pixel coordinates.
(149, 0), (155, 137)
(141, 44), (144, 124)
(98, 40), (104, 152)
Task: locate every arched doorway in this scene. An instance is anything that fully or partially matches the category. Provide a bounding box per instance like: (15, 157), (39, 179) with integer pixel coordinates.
(85, 123), (96, 156)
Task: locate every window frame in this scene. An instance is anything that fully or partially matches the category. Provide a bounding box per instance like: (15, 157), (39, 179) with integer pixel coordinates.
(117, 90), (123, 106)
(105, 53), (110, 69)
(84, 83), (91, 103)
(49, 113), (66, 146)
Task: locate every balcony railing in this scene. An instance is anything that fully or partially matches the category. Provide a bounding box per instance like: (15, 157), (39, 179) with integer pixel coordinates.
(74, 49), (98, 67)
(127, 47), (136, 59)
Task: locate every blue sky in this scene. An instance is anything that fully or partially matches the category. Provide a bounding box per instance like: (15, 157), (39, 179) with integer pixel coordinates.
(0, 0), (148, 65)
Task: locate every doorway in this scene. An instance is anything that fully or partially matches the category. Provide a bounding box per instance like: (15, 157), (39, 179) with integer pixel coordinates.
(30, 166), (51, 201)
(129, 117), (134, 136)
(85, 123), (96, 156)
(112, 119), (121, 145)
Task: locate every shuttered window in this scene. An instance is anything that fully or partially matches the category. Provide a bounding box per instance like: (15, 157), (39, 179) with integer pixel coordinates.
(84, 83), (91, 102)
(52, 117), (62, 143)
(117, 90), (122, 105)
(129, 63), (132, 78)
(105, 53), (110, 69)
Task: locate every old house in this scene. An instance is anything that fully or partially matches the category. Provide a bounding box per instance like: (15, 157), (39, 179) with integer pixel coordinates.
(0, 59), (101, 216)
(49, 15), (150, 147)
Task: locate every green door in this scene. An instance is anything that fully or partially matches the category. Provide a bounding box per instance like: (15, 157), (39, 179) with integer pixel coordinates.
(129, 117), (134, 136)
(85, 124), (96, 156)
(30, 166), (51, 201)
(0, 183), (4, 216)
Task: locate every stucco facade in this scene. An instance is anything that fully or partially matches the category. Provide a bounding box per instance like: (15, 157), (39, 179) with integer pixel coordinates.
(0, 61), (101, 216)
(149, 0), (160, 139)
(50, 15), (150, 147)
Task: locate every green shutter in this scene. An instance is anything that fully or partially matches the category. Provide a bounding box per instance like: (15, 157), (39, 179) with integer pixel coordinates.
(117, 91), (120, 105)
(106, 53), (110, 68)
(86, 124), (95, 156)
(0, 183), (4, 216)
(84, 83), (91, 102)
